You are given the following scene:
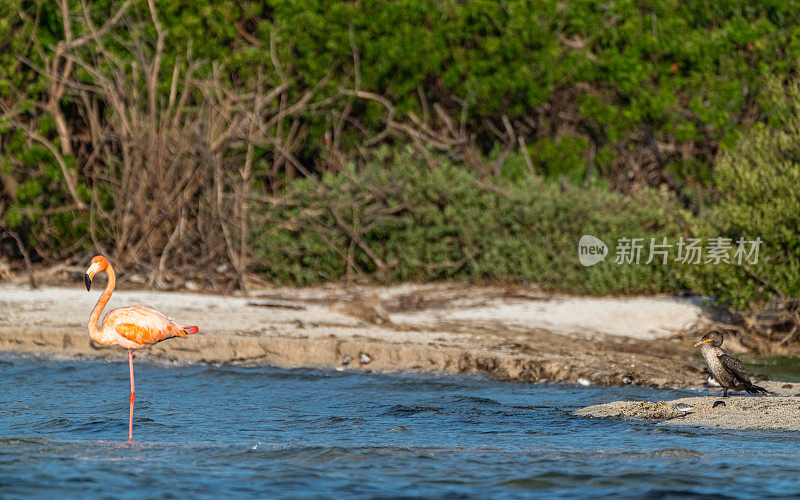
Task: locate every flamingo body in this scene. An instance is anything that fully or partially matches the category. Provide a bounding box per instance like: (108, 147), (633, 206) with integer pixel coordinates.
(95, 305), (197, 349)
(84, 255), (198, 441)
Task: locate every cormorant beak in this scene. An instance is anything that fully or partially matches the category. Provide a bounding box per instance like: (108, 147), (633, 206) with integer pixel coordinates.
(693, 338), (711, 347)
(84, 274), (92, 291)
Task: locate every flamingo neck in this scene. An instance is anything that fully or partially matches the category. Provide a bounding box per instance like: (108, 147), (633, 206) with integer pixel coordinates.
(88, 263), (116, 340)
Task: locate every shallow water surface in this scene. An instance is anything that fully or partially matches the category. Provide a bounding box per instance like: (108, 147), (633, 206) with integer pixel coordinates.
(1, 355), (799, 498)
(744, 355), (800, 382)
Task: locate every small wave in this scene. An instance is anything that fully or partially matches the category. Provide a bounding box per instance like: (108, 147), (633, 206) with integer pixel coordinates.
(34, 417), (73, 430)
(316, 416), (368, 426)
(496, 471), (600, 490)
(451, 395), (501, 406)
(495, 477), (557, 489)
(381, 404), (444, 416)
(72, 419), (123, 433)
(32, 417), (127, 434)
(0, 436), (52, 447)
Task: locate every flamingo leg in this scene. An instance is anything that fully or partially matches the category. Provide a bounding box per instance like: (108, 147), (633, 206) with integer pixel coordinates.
(128, 350), (135, 441)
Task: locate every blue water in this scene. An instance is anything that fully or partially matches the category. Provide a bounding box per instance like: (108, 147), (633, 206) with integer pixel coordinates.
(1, 355), (799, 498)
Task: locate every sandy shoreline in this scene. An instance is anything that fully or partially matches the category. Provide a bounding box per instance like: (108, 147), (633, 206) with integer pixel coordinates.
(6, 282), (800, 430)
(1, 283), (708, 386)
(576, 388), (800, 430)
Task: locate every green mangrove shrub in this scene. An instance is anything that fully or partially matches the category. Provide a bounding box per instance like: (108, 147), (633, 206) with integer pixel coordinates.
(690, 87), (800, 312)
(254, 148), (689, 294)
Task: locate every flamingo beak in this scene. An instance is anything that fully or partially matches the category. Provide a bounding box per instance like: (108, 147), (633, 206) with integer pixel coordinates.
(84, 262), (100, 291)
(693, 338), (711, 347)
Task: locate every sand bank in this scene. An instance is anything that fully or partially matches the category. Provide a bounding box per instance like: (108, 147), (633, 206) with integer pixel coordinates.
(1, 283), (709, 386)
(576, 385), (800, 430)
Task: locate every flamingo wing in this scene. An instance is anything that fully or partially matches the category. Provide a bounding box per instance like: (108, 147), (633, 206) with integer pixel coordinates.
(105, 306), (191, 346)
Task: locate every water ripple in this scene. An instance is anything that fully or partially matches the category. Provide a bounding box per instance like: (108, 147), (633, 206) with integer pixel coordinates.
(2, 354), (800, 498)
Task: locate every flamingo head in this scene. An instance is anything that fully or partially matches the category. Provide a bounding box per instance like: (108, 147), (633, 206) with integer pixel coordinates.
(84, 255), (109, 291)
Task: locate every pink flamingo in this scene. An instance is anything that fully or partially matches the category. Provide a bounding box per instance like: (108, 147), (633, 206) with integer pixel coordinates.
(84, 255), (198, 441)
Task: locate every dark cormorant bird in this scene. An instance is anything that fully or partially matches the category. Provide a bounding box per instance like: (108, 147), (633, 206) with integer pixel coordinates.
(694, 331), (768, 397)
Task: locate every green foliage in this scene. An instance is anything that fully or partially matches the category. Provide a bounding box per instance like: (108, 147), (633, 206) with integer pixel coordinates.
(0, 1), (85, 253)
(1, 0), (796, 308)
(256, 0), (800, 181)
(6, 0), (785, 185)
(254, 149), (688, 293)
(525, 136), (588, 180)
(689, 86), (800, 309)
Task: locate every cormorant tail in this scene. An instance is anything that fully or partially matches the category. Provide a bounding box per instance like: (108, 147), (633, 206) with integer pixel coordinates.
(746, 384), (770, 395)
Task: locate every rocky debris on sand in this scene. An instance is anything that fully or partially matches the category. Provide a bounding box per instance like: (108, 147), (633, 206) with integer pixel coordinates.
(576, 390), (800, 430)
(333, 293), (393, 326)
